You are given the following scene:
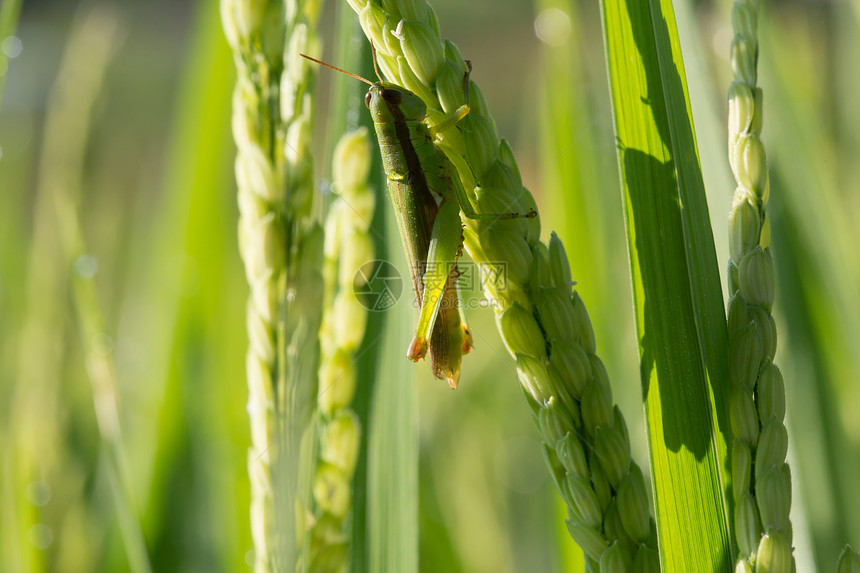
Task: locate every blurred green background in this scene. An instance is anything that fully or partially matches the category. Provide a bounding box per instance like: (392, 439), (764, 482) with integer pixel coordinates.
(1, 0), (858, 571)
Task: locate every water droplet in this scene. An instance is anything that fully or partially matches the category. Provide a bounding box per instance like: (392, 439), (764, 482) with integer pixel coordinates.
(26, 481), (52, 506)
(712, 25), (734, 62)
(535, 9), (571, 47)
(92, 332), (114, 356)
(2, 36), (23, 59)
(28, 524), (53, 550)
(73, 254), (99, 279)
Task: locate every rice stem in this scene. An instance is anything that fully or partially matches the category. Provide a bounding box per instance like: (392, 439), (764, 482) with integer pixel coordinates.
(222, 0), (325, 570)
(344, 0), (659, 565)
(725, 1), (794, 569)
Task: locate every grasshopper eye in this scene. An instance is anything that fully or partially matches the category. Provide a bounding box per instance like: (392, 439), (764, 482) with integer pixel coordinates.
(381, 89), (404, 105)
(364, 92), (373, 109)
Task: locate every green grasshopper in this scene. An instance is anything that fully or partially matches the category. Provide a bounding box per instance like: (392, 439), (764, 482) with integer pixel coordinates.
(301, 53), (534, 388)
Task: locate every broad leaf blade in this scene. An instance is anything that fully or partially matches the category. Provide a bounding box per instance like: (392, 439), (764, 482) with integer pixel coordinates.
(600, 0), (732, 569)
(367, 222), (419, 573)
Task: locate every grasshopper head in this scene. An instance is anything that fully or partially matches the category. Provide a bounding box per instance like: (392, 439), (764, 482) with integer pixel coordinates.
(365, 82), (427, 123)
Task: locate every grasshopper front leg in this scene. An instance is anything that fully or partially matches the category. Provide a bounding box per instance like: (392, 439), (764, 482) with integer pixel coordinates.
(428, 95), (536, 222)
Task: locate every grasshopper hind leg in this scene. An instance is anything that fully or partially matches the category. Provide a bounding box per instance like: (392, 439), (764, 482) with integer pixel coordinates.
(424, 261), (473, 388)
(406, 200), (463, 363)
(454, 229), (473, 357)
(457, 278), (473, 356)
(406, 202), (473, 388)
(426, 272), (468, 389)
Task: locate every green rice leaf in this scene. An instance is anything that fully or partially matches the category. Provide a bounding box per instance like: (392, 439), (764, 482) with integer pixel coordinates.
(351, 40), (418, 573)
(366, 209), (418, 573)
(600, 0), (732, 568)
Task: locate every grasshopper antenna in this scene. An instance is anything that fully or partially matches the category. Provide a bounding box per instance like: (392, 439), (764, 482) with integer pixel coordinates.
(369, 40), (383, 83)
(299, 53), (373, 86)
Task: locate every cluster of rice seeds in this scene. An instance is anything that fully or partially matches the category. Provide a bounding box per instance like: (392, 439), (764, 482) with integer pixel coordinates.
(725, 1), (794, 570)
(345, 0), (658, 566)
(222, 1), (324, 570)
(309, 129), (375, 572)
